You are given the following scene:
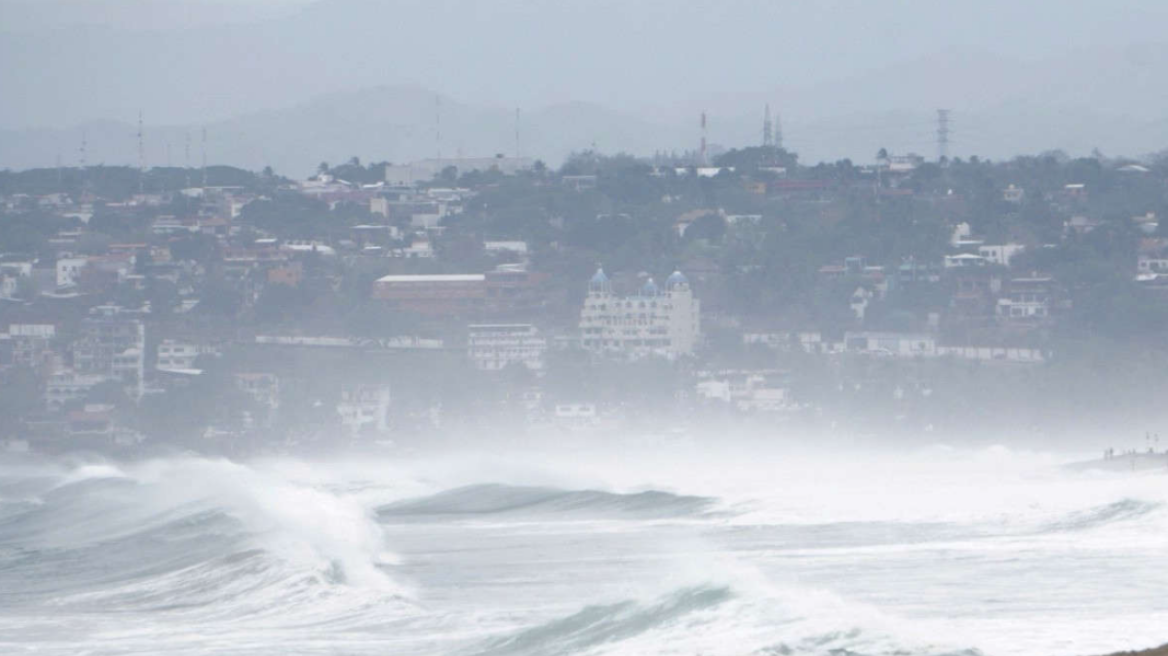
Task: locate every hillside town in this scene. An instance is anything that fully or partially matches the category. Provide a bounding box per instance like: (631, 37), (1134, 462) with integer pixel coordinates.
(3, 142), (1168, 454)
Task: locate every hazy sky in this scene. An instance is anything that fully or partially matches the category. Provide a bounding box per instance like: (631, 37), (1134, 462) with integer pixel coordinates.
(3, 0), (1168, 169)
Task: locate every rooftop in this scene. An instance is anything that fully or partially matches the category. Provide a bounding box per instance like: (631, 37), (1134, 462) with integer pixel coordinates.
(376, 274), (486, 283)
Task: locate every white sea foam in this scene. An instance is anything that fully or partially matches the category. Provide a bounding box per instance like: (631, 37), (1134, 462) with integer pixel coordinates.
(1, 446), (1165, 655)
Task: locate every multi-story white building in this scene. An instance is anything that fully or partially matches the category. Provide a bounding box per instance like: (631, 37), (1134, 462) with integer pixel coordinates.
(579, 269), (700, 359)
(336, 385), (392, 436)
(234, 373), (280, 410)
(156, 339), (218, 371)
(56, 257), (88, 289)
(978, 243), (1026, 267)
(72, 314), (146, 400)
(695, 371), (795, 414)
(844, 332), (937, 357)
(467, 324), (547, 371)
(45, 370), (108, 412)
(996, 276), (1056, 323)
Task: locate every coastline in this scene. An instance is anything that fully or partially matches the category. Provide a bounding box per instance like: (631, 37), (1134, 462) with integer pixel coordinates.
(1103, 646), (1168, 656)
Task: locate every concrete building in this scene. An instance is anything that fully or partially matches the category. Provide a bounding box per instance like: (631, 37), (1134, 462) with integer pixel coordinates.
(72, 314), (146, 399)
(234, 373), (280, 411)
(56, 257), (88, 289)
(369, 197), (390, 218)
(467, 324), (547, 371)
(695, 369), (795, 413)
(373, 274), (487, 315)
(0, 271), (18, 299)
(580, 269), (700, 359)
(156, 339), (216, 370)
(373, 270), (545, 317)
(336, 385), (391, 436)
(944, 253), (988, 269)
(996, 276), (1056, 323)
(483, 241), (529, 257)
(45, 371), (108, 412)
(978, 244), (1026, 267)
(844, 332), (937, 357)
(1137, 254), (1168, 274)
(2, 324), (56, 372)
(743, 331), (832, 354)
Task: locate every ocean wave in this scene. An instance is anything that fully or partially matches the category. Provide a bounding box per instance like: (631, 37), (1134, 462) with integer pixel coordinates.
(468, 586), (732, 656)
(466, 584), (983, 656)
(1041, 498), (1162, 533)
(378, 483), (716, 520)
(0, 458), (408, 627)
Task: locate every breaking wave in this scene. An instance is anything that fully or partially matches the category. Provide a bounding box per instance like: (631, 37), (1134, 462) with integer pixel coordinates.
(0, 458), (408, 634)
(1040, 498), (1163, 533)
(378, 483), (717, 520)
(466, 584), (982, 656)
(470, 586), (732, 655)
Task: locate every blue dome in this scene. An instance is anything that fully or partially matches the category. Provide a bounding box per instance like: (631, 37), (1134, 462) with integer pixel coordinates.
(665, 270), (689, 288)
(589, 267), (611, 291)
(641, 278), (659, 295)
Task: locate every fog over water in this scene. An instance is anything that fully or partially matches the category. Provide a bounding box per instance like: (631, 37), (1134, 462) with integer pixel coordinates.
(5, 2), (1168, 654)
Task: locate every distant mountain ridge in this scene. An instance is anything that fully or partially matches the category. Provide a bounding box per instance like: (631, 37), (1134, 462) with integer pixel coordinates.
(0, 86), (691, 177)
(4, 80), (1168, 178)
(6, 1), (1168, 172)
(7, 44), (1168, 175)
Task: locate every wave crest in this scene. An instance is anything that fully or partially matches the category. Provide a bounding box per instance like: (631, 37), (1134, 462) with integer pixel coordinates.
(471, 586), (731, 656)
(1042, 498), (1162, 533)
(379, 483), (716, 520)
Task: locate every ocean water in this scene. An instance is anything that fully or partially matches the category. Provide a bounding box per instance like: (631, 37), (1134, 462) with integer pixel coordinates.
(1, 443), (1166, 656)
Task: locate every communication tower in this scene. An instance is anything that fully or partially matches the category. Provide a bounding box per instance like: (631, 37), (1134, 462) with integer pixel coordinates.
(700, 112), (708, 165)
(936, 109), (951, 162)
(763, 104), (773, 147)
(137, 111), (146, 193)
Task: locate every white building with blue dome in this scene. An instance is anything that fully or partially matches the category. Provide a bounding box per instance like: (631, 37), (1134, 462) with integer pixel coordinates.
(579, 268), (701, 359)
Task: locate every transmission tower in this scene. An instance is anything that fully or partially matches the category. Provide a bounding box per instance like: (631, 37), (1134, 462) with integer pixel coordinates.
(936, 109), (951, 162)
(137, 111), (146, 193)
(201, 127), (208, 187)
(435, 96), (442, 160)
(763, 104), (773, 147)
(184, 132), (191, 187)
(700, 112), (708, 165)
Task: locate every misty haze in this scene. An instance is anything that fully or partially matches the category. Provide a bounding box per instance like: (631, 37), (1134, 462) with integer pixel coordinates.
(2, 1), (1168, 655)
